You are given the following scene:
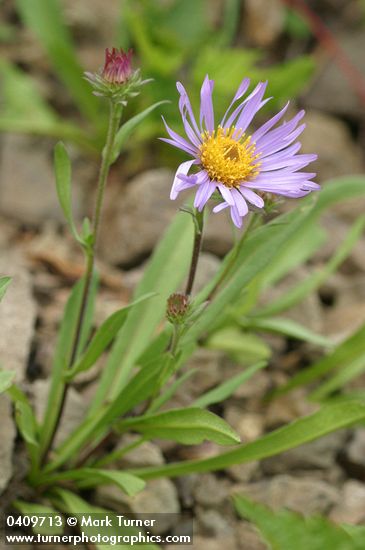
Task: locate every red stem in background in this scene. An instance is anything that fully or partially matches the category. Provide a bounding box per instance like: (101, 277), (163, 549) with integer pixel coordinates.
(281, 0), (365, 107)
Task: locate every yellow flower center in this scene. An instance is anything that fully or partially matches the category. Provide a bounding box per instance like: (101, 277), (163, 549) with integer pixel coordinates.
(199, 126), (261, 188)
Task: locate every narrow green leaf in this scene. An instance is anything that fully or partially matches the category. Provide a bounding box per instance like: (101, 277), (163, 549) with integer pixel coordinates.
(43, 468), (145, 497)
(14, 400), (38, 447)
(243, 317), (332, 348)
(111, 101), (169, 163)
(272, 322), (365, 398)
(0, 369), (15, 393)
(234, 495), (357, 550)
(193, 361), (267, 408)
(0, 276), (11, 301)
(206, 327), (271, 363)
(255, 215), (365, 318)
(66, 293), (155, 380)
(129, 402), (365, 479)
(117, 407), (241, 446)
(54, 142), (80, 241)
(310, 355), (365, 401)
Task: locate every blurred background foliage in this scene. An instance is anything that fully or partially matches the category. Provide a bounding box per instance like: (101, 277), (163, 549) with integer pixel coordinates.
(0, 0), (316, 166)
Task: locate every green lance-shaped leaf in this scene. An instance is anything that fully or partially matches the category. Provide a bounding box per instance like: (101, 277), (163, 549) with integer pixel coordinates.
(42, 468), (145, 497)
(117, 407), (241, 446)
(234, 495), (359, 550)
(255, 215), (365, 319)
(7, 385), (40, 468)
(206, 327), (271, 364)
(54, 142), (81, 243)
(0, 369), (15, 394)
(0, 276), (11, 301)
(242, 317), (333, 348)
(66, 292), (156, 380)
(128, 402), (365, 479)
(111, 100), (169, 163)
(272, 321), (365, 399)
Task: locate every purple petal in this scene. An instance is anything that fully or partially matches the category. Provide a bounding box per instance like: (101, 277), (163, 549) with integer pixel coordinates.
(251, 102), (290, 142)
(213, 201), (229, 213)
(256, 110), (305, 150)
(194, 180), (216, 211)
(234, 83), (270, 134)
(220, 78), (250, 127)
(200, 75), (215, 132)
(218, 184), (235, 205)
(260, 142), (302, 165)
(231, 189), (248, 216)
(240, 187), (265, 208)
(171, 160), (196, 199)
(161, 116), (198, 155)
(223, 81), (267, 129)
(230, 205), (243, 228)
(176, 82), (200, 135)
(258, 124), (306, 158)
(160, 137), (198, 156)
(260, 153), (318, 172)
(176, 88), (201, 148)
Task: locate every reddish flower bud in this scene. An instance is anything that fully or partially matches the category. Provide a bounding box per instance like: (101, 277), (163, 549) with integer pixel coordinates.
(166, 293), (190, 325)
(84, 47), (149, 105)
(102, 48), (133, 85)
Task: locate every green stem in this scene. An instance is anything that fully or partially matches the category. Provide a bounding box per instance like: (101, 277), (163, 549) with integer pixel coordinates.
(185, 208), (204, 296)
(40, 101), (122, 466)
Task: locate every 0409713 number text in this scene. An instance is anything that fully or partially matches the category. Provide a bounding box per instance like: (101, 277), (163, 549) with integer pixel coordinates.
(6, 515), (63, 528)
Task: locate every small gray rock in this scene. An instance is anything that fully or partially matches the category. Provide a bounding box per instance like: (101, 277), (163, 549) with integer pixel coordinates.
(0, 252), (36, 382)
(330, 480), (365, 524)
(98, 169), (234, 265)
(262, 431), (348, 474)
(346, 429), (365, 469)
(232, 475), (339, 515)
(0, 135), (82, 225)
(300, 110), (363, 183)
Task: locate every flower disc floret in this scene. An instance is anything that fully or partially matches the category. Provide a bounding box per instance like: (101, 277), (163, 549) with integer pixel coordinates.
(200, 126), (261, 188)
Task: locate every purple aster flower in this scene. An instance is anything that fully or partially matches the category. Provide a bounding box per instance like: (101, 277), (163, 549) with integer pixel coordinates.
(162, 76), (319, 228)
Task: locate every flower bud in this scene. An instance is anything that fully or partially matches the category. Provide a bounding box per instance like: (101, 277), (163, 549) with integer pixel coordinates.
(102, 48), (133, 85)
(166, 293), (190, 325)
(84, 47), (149, 105)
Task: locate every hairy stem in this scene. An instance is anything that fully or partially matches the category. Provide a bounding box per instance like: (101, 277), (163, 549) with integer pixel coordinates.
(185, 209), (204, 296)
